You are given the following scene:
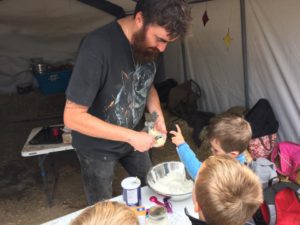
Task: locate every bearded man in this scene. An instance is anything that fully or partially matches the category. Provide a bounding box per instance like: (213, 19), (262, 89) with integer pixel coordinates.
(64, 0), (191, 205)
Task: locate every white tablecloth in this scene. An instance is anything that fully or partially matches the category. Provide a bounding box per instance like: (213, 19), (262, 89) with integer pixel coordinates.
(42, 186), (197, 225)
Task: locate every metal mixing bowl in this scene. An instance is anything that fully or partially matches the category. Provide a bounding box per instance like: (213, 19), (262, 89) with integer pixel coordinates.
(147, 161), (193, 201)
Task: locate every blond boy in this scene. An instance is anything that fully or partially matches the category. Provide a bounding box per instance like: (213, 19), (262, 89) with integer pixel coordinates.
(170, 115), (252, 179)
(186, 155), (262, 225)
(71, 201), (138, 225)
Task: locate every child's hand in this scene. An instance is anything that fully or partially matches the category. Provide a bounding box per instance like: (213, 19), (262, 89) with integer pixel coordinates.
(169, 124), (186, 146)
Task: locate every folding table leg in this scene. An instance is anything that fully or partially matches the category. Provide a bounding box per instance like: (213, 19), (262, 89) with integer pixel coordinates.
(50, 155), (59, 204)
(38, 154), (52, 207)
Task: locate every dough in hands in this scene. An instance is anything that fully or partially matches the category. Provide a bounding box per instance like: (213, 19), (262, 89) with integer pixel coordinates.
(149, 129), (166, 147)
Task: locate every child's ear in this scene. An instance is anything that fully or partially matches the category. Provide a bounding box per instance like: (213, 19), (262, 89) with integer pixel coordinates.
(192, 187), (200, 213)
(228, 150), (239, 158)
(194, 201), (200, 213)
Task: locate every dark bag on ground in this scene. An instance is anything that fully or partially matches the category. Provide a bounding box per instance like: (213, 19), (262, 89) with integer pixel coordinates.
(167, 79), (201, 122)
(253, 181), (300, 225)
(154, 78), (178, 103)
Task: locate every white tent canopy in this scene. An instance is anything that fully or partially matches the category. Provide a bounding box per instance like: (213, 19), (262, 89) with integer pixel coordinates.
(181, 0), (300, 142)
(0, 0), (299, 142)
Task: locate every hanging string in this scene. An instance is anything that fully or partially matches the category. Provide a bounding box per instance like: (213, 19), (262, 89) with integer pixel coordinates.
(202, 1), (209, 27)
(223, 0), (234, 50)
(228, 0), (234, 30)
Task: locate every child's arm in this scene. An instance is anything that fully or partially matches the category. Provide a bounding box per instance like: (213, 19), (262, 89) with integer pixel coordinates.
(170, 125), (202, 180)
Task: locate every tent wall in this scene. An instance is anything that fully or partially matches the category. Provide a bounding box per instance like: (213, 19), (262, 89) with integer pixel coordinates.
(0, 0), (185, 92)
(164, 42), (186, 84)
(0, 0), (115, 93)
(183, 0), (300, 142)
(184, 0), (245, 113)
(246, 0), (300, 142)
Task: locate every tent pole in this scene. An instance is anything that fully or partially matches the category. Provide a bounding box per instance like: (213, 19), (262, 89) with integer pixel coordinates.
(240, 0), (250, 109)
(181, 41), (189, 82)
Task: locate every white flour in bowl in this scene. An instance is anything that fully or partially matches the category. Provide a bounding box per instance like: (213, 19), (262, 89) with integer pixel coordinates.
(152, 171), (193, 195)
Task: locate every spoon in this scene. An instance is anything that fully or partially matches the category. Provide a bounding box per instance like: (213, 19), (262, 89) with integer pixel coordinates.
(163, 197), (173, 213)
(149, 196), (173, 213)
(149, 196), (165, 206)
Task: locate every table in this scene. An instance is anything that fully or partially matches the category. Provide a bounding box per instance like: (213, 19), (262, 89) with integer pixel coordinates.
(21, 125), (74, 207)
(21, 125), (73, 157)
(42, 186), (198, 225)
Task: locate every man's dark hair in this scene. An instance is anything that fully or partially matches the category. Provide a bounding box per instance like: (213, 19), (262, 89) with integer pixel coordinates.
(134, 0), (191, 40)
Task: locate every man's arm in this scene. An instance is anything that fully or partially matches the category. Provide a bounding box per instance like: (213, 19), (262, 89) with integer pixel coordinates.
(63, 100), (155, 152)
(146, 85), (167, 134)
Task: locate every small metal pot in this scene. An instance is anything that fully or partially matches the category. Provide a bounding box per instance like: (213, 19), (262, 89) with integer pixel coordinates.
(32, 63), (48, 75)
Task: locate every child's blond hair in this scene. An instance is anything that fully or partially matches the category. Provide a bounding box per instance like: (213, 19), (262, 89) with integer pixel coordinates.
(195, 155), (262, 225)
(71, 201), (138, 225)
(207, 115), (252, 154)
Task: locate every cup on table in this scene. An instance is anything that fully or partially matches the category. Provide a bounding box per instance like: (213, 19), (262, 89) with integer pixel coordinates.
(121, 177), (141, 206)
(147, 205), (168, 225)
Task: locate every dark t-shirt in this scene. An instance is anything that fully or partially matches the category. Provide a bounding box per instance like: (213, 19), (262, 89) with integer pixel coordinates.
(66, 21), (164, 160)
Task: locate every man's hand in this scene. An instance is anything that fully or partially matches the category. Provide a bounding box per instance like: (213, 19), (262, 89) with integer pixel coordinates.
(154, 118), (167, 144)
(169, 124), (186, 147)
(154, 118), (167, 135)
(127, 131), (155, 152)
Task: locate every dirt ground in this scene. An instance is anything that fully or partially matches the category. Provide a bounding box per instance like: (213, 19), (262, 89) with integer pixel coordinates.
(0, 91), (208, 225)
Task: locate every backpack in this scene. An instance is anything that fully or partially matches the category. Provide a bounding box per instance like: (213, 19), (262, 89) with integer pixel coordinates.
(271, 142), (300, 184)
(253, 181), (300, 225)
(245, 99), (279, 139)
(248, 134), (277, 159)
(245, 99), (279, 159)
(167, 79), (201, 122)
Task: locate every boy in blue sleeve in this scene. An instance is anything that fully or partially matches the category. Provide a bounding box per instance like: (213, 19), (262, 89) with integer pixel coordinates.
(170, 115), (252, 179)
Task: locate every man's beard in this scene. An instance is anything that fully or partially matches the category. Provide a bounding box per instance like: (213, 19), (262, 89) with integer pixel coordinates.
(131, 27), (160, 65)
